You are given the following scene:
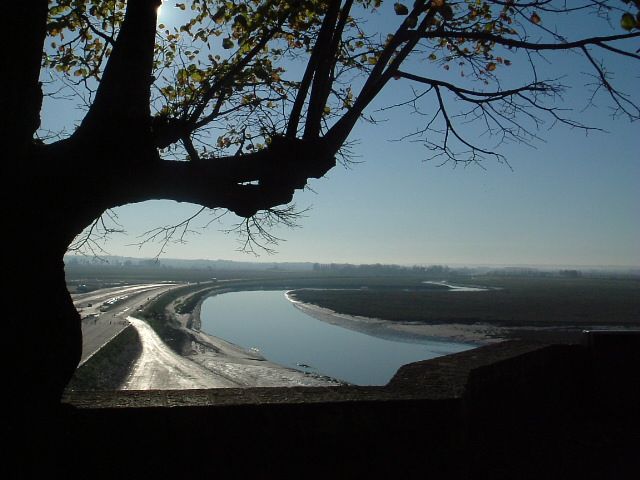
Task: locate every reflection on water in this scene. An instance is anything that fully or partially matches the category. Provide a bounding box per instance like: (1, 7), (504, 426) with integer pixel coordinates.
(200, 290), (474, 386)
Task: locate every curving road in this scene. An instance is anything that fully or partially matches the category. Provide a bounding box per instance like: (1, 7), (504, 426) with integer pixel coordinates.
(73, 283), (182, 364)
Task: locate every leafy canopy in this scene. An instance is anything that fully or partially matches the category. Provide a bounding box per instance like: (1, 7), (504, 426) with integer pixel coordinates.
(43, 1), (640, 163)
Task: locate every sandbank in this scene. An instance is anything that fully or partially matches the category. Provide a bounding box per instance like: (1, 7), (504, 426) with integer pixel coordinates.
(285, 290), (504, 346)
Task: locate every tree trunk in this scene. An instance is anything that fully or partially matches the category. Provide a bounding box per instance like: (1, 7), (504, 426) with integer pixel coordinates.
(1, 1), (85, 415)
(1, 0), (338, 417)
(5, 235), (81, 406)
(4, 146), (103, 415)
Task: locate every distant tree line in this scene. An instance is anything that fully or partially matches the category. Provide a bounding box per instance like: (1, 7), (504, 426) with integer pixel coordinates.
(487, 267), (583, 278)
(312, 263), (451, 276)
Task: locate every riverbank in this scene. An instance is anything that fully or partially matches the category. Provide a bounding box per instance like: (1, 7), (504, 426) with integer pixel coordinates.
(286, 280), (640, 345)
(285, 289), (618, 344)
(150, 290), (341, 387)
(286, 291), (504, 345)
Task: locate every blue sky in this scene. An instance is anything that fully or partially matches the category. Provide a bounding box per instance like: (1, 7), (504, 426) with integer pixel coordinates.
(47, 2), (639, 267)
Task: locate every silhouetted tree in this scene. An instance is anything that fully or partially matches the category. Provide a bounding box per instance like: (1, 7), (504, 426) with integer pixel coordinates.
(2, 0), (638, 412)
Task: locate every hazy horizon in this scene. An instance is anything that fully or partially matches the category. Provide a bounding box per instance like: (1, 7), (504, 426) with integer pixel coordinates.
(64, 253), (639, 271)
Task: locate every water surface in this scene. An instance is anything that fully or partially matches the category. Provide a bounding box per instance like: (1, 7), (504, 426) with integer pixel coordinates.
(200, 290), (474, 385)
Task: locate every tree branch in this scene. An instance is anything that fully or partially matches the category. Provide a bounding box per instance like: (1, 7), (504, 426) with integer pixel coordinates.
(303, 0), (342, 139)
(325, 2), (434, 152)
(74, 0), (161, 150)
(414, 30), (640, 52)
(286, 2), (338, 138)
(396, 71), (551, 101)
(2, 0), (48, 152)
(113, 137), (335, 218)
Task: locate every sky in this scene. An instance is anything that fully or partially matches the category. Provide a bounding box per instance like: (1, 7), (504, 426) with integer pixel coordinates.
(44, 2), (640, 267)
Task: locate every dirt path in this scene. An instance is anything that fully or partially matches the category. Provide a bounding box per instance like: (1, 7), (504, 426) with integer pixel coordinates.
(123, 317), (238, 389)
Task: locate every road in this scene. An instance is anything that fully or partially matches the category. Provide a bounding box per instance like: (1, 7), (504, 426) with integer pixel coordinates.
(72, 283), (181, 364)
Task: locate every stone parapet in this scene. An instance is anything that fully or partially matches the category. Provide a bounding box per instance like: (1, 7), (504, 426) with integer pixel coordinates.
(12, 334), (640, 478)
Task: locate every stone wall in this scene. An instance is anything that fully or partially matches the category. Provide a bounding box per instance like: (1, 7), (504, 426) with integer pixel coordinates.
(12, 333), (640, 478)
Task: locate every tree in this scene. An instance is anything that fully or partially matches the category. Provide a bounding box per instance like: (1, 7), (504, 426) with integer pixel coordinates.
(2, 0), (638, 412)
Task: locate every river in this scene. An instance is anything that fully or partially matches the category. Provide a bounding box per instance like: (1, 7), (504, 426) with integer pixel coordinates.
(199, 290), (475, 385)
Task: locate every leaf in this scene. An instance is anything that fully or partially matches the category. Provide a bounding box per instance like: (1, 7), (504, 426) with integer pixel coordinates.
(621, 13), (636, 31)
(394, 3), (409, 15)
(222, 38), (234, 49)
(176, 3), (186, 11)
(405, 15), (417, 28)
(212, 8), (226, 24)
(177, 69), (188, 84)
(234, 14), (248, 29)
(530, 12), (541, 24)
(486, 62), (497, 72)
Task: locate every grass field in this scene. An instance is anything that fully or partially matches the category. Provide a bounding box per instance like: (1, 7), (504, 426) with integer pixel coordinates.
(290, 276), (640, 328)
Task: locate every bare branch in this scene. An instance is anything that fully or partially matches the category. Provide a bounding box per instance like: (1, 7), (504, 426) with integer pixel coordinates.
(581, 45), (640, 120)
(414, 29), (640, 53)
(68, 209), (125, 257)
(131, 206), (207, 259)
(226, 205), (307, 256)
